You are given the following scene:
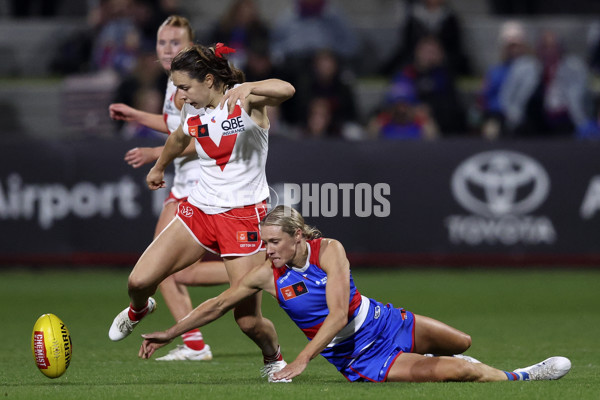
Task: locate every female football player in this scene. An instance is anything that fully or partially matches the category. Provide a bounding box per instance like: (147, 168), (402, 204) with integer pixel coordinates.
(108, 15), (229, 361)
(109, 42), (296, 381)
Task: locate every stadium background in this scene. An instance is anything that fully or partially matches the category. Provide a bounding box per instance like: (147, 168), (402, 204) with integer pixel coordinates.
(1, 0), (599, 267)
(1, 2), (599, 398)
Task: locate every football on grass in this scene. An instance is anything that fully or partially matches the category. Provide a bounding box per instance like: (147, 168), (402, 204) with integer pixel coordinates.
(31, 313), (72, 378)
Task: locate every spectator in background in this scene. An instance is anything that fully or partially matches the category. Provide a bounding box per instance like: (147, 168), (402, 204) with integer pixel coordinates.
(381, 0), (472, 77)
(209, 0), (271, 71)
(243, 42), (289, 137)
(50, 0), (183, 76)
(395, 35), (467, 135)
(133, 0), (186, 47)
(110, 46), (167, 139)
(367, 78), (438, 140)
(283, 49), (362, 139)
(303, 97), (336, 138)
(90, 0), (143, 75)
(271, 0), (359, 73)
(587, 21), (600, 75)
(535, 29), (600, 138)
(478, 21), (541, 139)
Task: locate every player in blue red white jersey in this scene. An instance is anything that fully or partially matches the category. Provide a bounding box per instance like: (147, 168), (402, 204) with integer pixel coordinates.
(108, 16), (228, 362)
(138, 205), (571, 383)
(108, 42), (296, 381)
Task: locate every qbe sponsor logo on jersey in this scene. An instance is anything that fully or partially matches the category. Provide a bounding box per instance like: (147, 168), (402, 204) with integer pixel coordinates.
(222, 105), (245, 136)
(445, 150), (556, 246)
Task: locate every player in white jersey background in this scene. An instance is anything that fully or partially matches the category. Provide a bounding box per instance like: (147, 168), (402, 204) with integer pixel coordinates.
(108, 15), (228, 361)
(108, 41), (296, 381)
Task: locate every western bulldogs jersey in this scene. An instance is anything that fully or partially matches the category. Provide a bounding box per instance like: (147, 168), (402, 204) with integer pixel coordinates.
(181, 93), (269, 214)
(272, 239), (415, 380)
(272, 238), (365, 343)
(163, 79), (203, 199)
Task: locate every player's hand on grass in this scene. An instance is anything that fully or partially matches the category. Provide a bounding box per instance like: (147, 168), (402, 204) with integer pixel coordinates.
(125, 147), (160, 168)
(146, 166), (166, 190)
(139, 332), (174, 359)
(273, 358), (309, 381)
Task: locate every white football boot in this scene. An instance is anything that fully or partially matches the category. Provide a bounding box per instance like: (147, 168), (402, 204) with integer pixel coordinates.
(513, 356), (572, 380)
(261, 360), (292, 383)
(108, 297), (156, 341)
(156, 344), (213, 361)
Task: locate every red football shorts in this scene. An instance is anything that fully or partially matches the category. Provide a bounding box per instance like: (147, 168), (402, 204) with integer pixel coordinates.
(176, 200), (267, 257)
(164, 191), (187, 206)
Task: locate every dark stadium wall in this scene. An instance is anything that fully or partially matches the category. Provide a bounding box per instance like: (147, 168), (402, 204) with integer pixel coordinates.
(1, 137), (599, 266)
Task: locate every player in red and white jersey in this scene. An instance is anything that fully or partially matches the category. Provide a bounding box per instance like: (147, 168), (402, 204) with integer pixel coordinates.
(109, 42), (296, 381)
(138, 206), (572, 384)
(180, 97), (269, 214)
(108, 16), (228, 362)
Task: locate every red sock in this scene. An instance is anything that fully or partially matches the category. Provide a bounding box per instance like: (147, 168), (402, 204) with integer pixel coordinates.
(182, 329), (206, 351)
(127, 301), (149, 321)
(263, 345), (283, 364)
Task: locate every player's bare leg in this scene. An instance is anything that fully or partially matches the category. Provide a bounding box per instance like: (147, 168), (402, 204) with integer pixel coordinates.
(387, 353), (508, 382)
(127, 218), (206, 309)
(109, 218), (206, 341)
(413, 314), (472, 355)
(223, 252), (279, 355)
(155, 260), (227, 360)
(173, 260), (229, 287)
(224, 253), (289, 382)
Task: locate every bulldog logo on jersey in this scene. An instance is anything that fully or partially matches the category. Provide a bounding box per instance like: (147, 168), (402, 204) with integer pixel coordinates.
(280, 281), (309, 301)
(186, 115), (209, 138)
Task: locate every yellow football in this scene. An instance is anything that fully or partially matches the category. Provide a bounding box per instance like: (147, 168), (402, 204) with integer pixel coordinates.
(31, 313), (72, 379)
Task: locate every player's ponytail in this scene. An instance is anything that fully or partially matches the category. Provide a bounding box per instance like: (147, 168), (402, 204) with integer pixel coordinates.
(261, 206), (322, 240)
(171, 43), (245, 91)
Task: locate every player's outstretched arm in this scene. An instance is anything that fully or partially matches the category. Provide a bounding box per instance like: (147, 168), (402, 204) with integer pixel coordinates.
(139, 262), (272, 359)
(273, 239), (351, 381)
(109, 103), (169, 133)
(124, 147), (163, 168)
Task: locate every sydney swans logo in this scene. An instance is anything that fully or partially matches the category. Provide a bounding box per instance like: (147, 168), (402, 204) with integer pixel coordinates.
(446, 151), (555, 246)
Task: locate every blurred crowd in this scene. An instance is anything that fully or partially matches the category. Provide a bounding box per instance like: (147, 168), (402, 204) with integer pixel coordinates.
(14, 0), (600, 140)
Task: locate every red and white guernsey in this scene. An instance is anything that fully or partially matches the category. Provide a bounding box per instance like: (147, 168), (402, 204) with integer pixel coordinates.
(181, 94), (269, 214)
(163, 79), (203, 199)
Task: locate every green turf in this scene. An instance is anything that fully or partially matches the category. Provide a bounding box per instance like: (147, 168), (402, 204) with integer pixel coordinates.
(0, 267), (598, 399)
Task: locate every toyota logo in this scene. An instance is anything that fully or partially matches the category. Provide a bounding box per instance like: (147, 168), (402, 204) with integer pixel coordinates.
(451, 151), (550, 218)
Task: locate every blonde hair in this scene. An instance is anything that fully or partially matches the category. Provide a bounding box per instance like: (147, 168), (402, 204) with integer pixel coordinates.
(159, 15), (195, 42)
(260, 206), (322, 240)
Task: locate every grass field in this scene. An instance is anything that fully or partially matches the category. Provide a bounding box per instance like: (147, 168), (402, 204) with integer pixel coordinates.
(1, 267), (598, 399)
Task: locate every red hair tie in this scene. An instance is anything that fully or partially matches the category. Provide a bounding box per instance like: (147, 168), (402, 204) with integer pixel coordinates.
(215, 43), (236, 58)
